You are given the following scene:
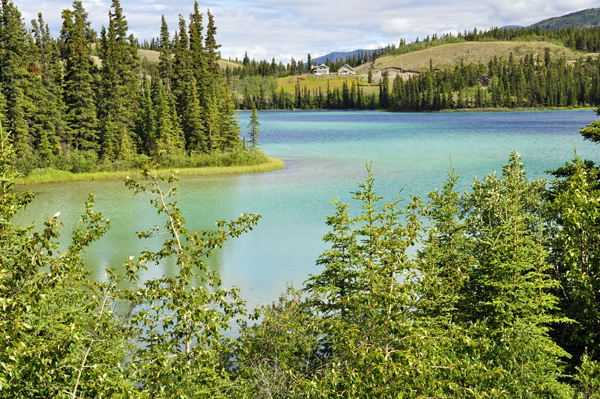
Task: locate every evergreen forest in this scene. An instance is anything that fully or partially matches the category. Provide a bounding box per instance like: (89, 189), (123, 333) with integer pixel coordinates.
(0, 0), (265, 177)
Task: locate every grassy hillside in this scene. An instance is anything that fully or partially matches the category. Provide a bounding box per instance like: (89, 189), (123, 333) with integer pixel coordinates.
(137, 49), (160, 62)
(314, 9), (600, 73)
(275, 40), (595, 94)
(362, 41), (595, 73)
(219, 59), (243, 69)
(531, 8), (600, 30)
(92, 48), (242, 69)
(276, 75), (379, 95)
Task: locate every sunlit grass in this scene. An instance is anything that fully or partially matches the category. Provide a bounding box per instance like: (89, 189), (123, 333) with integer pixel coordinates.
(372, 41), (596, 72)
(276, 75), (379, 95)
(16, 157), (284, 185)
(92, 49), (242, 69)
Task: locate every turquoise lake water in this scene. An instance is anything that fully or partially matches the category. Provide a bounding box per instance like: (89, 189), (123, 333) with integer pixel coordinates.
(15, 110), (600, 310)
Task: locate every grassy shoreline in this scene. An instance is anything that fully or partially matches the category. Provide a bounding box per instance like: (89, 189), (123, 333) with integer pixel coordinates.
(434, 105), (596, 113)
(16, 157), (285, 186)
(239, 106), (596, 113)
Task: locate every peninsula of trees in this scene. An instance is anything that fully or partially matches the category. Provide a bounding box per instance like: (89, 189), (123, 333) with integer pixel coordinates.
(0, 0), (265, 177)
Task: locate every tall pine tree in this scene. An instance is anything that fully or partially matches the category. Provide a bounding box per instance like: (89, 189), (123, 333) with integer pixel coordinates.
(98, 0), (140, 160)
(0, 0), (31, 156)
(61, 8), (98, 151)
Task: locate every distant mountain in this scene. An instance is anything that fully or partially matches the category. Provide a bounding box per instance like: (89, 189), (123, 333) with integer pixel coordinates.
(500, 25), (524, 30)
(528, 8), (600, 30)
(312, 49), (376, 65)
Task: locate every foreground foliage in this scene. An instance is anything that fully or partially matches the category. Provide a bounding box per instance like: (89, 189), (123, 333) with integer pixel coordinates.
(0, 119), (260, 398)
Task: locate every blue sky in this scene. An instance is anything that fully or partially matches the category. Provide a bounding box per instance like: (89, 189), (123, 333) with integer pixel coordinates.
(15, 0), (600, 62)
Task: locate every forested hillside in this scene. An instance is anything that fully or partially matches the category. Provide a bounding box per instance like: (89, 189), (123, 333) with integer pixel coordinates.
(0, 0), (263, 177)
(532, 8), (600, 31)
(238, 47), (600, 112)
(233, 21), (600, 111)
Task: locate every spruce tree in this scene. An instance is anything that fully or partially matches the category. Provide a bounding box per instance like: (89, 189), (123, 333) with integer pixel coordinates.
(157, 15), (172, 92)
(98, 0), (140, 160)
(203, 90), (220, 152)
(379, 71), (390, 109)
(424, 71), (434, 109)
(548, 118), (600, 367)
(304, 195), (360, 318)
(247, 103), (260, 148)
(136, 78), (155, 153)
(418, 164), (472, 321)
(459, 153), (569, 395)
(171, 15), (206, 153)
(29, 13), (63, 160)
(61, 8), (98, 151)
(188, 3), (206, 89)
(152, 77), (183, 155)
(182, 77), (204, 152)
(204, 10), (221, 77)
(0, 0), (32, 156)
(72, 0), (96, 43)
(462, 152), (559, 328)
(171, 15), (190, 112)
(218, 83), (241, 150)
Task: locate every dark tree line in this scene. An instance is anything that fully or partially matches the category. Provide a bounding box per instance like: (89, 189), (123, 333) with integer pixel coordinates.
(239, 79), (380, 111)
(0, 0), (246, 173)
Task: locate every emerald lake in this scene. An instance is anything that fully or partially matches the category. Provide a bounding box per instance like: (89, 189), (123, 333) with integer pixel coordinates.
(15, 110), (600, 310)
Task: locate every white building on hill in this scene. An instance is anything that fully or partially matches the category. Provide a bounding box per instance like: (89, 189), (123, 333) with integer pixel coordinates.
(302, 64), (330, 75)
(337, 64), (356, 75)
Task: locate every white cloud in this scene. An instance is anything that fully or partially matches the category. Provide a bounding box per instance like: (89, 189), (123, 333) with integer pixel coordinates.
(13, 0), (600, 63)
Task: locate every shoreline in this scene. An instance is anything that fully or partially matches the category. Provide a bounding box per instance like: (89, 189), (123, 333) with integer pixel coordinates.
(237, 106), (596, 113)
(15, 157), (285, 186)
(433, 106), (596, 113)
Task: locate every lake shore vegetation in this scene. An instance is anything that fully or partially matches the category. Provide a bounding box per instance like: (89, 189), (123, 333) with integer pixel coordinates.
(15, 155), (284, 185)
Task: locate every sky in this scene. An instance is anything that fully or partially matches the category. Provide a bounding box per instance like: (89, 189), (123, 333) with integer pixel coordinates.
(14, 0), (600, 63)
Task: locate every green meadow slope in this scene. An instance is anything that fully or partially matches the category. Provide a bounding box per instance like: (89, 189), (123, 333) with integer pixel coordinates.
(355, 41), (595, 74)
(92, 48), (242, 69)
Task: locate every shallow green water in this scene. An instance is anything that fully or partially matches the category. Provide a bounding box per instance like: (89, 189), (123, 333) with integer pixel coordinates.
(15, 110), (600, 309)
